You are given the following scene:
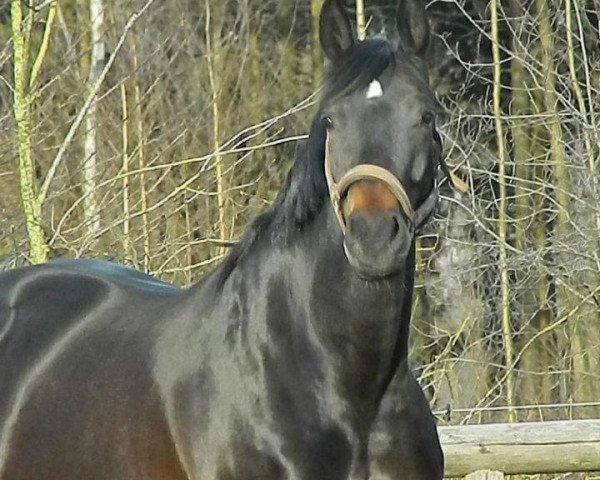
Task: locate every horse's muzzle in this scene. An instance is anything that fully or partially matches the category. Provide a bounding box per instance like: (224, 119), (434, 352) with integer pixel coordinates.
(337, 179), (412, 279)
(343, 209), (412, 279)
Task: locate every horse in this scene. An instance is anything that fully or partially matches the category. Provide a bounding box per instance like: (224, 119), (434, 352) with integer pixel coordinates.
(369, 363), (444, 479)
(0, 0), (444, 478)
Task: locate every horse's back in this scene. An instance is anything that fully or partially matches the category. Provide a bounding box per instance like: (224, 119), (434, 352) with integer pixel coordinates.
(0, 259), (187, 480)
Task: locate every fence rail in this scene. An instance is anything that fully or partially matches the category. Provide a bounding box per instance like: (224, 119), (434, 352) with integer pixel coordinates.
(439, 419), (600, 477)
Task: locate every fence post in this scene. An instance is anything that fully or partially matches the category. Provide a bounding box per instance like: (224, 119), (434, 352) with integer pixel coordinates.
(465, 470), (505, 480)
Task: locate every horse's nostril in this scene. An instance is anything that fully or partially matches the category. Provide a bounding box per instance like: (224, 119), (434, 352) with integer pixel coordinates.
(391, 215), (401, 239)
(346, 213), (406, 244)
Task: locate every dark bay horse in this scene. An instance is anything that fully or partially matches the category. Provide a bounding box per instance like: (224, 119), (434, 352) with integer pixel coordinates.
(0, 0), (443, 478)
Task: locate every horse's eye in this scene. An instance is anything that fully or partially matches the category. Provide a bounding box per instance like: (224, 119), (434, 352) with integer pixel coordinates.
(322, 116), (334, 130)
(421, 111), (435, 126)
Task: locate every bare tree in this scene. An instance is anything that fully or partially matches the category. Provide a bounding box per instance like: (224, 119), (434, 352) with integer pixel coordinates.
(82, 0), (105, 244)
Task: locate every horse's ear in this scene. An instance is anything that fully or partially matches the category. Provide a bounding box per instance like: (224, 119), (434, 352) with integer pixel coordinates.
(319, 0), (354, 61)
(396, 0), (431, 57)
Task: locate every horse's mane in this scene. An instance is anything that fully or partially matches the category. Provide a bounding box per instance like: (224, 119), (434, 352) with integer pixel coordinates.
(214, 39), (396, 284)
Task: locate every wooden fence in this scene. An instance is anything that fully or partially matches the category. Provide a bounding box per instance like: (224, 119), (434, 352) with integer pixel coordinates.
(439, 419), (600, 478)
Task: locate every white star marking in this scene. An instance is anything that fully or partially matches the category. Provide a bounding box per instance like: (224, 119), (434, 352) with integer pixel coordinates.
(366, 79), (383, 99)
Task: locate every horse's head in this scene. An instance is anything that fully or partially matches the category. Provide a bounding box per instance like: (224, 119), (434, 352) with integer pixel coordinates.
(318, 0), (441, 280)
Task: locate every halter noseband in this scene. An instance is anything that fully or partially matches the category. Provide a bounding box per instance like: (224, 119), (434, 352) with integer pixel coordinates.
(324, 132), (439, 234)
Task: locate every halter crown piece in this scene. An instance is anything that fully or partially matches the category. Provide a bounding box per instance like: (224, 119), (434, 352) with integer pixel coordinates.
(324, 133), (417, 233)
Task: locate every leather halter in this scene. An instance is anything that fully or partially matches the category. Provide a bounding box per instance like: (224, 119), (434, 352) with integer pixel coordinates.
(324, 132), (439, 233)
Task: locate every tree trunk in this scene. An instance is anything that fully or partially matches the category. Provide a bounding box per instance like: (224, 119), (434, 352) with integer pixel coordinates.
(120, 83), (131, 259)
(530, 100), (554, 407)
(491, 0), (515, 422)
(11, 0), (49, 264)
(509, 0), (541, 416)
(83, 0), (104, 245)
(131, 38), (151, 272)
(565, 0), (600, 413)
(311, 0), (323, 85)
(535, 0), (590, 408)
(205, 0), (228, 258)
(355, 0), (366, 40)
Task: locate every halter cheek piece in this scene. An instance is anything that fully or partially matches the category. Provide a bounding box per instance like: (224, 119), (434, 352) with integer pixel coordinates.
(324, 133), (439, 234)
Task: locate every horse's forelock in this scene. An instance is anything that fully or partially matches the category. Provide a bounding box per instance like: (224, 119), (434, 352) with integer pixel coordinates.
(322, 39), (396, 102)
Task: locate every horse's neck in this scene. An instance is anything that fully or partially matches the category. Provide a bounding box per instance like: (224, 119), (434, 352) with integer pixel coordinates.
(237, 207), (414, 427)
